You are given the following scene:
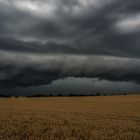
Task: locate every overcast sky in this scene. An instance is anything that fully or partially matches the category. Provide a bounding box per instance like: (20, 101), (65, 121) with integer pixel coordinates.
(0, 0), (140, 95)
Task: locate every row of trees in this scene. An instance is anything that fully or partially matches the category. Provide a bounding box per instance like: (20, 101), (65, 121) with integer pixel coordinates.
(0, 93), (127, 98)
(27, 93), (102, 97)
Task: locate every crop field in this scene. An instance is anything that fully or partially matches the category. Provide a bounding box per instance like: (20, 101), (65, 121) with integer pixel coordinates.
(0, 95), (140, 140)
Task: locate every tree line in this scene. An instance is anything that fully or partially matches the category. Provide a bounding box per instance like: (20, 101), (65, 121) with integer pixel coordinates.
(0, 93), (127, 98)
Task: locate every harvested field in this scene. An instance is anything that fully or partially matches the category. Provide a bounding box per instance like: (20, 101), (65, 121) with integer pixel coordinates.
(0, 95), (140, 140)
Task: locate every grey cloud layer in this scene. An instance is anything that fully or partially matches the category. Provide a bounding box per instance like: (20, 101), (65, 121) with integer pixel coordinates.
(1, 51), (140, 88)
(0, 0), (140, 57)
(0, 0), (140, 90)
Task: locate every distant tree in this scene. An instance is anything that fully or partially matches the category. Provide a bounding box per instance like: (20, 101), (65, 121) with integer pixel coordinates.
(68, 93), (76, 96)
(96, 93), (100, 96)
(26, 94), (47, 97)
(79, 94), (85, 96)
(0, 95), (11, 98)
(0, 95), (6, 98)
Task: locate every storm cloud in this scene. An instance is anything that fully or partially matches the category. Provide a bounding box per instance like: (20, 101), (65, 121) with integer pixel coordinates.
(0, 0), (140, 94)
(1, 51), (140, 87)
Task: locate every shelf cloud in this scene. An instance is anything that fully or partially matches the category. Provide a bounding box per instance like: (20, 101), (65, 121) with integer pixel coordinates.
(0, 0), (140, 94)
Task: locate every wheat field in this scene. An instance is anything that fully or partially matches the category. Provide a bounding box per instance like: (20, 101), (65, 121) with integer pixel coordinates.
(0, 95), (140, 140)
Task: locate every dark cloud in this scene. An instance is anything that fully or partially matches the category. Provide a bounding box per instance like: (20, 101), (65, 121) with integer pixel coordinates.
(0, 0), (140, 57)
(1, 52), (140, 89)
(0, 0), (140, 94)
